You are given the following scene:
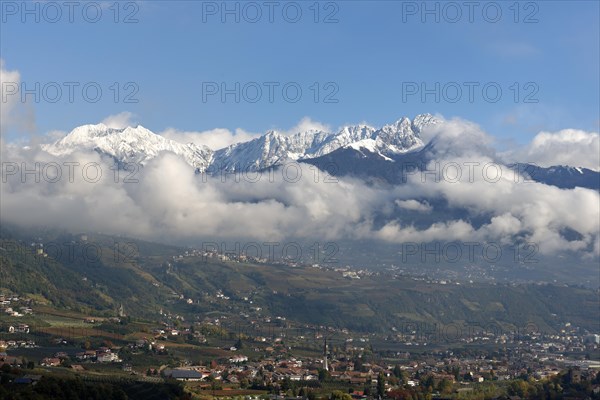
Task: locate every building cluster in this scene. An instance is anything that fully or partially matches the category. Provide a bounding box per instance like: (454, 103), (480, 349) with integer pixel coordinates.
(0, 339), (37, 353)
(0, 294), (34, 318)
(158, 351), (600, 399)
(38, 346), (124, 368)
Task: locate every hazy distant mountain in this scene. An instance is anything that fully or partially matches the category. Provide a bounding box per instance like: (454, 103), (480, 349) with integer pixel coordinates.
(511, 163), (600, 190)
(304, 142), (600, 190)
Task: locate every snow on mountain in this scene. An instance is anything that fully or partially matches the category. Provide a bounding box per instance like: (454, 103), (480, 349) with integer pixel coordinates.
(38, 115), (599, 189)
(210, 125), (377, 172)
(212, 114), (441, 172)
(210, 129), (331, 172)
(511, 163), (600, 190)
(42, 123), (214, 171)
(41, 114), (442, 173)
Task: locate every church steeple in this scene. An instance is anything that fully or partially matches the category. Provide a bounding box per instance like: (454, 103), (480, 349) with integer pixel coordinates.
(323, 338), (328, 371)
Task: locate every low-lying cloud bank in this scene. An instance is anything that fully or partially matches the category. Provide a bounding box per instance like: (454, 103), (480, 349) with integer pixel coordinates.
(502, 129), (600, 171)
(2, 119), (598, 260)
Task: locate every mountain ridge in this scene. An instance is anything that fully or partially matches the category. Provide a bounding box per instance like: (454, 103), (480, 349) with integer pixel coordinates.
(42, 123), (215, 171)
(42, 114), (441, 173)
(40, 115), (599, 190)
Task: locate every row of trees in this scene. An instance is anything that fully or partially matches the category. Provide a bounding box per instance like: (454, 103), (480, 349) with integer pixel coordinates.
(0, 365), (191, 400)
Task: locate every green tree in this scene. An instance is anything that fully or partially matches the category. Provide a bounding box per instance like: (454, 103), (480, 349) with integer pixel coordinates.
(318, 368), (330, 382)
(282, 377), (292, 392)
(354, 357), (364, 372)
(508, 380), (530, 397)
(437, 378), (452, 394)
(330, 390), (352, 400)
(235, 338), (243, 349)
(377, 372), (386, 399)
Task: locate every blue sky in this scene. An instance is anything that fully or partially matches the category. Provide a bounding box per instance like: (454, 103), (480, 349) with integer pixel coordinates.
(1, 0), (599, 146)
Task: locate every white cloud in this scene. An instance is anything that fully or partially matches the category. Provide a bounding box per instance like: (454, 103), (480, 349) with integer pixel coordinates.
(101, 112), (137, 129)
(395, 199), (432, 212)
(160, 127), (260, 150)
(376, 220), (476, 243)
(44, 130), (69, 142)
(0, 117), (598, 263)
(419, 117), (496, 159)
(283, 117), (330, 136)
(369, 119), (600, 256)
(159, 117), (331, 150)
(504, 129), (600, 170)
(0, 60), (35, 135)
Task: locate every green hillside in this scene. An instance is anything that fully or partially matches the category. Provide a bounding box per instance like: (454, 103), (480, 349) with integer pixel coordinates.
(0, 229), (598, 335)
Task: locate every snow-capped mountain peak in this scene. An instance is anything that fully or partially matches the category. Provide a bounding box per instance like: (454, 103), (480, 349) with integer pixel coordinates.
(338, 113), (442, 158)
(41, 114), (442, 173)
(43, 124), (214, 171)
(411, 113), (441, 133)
